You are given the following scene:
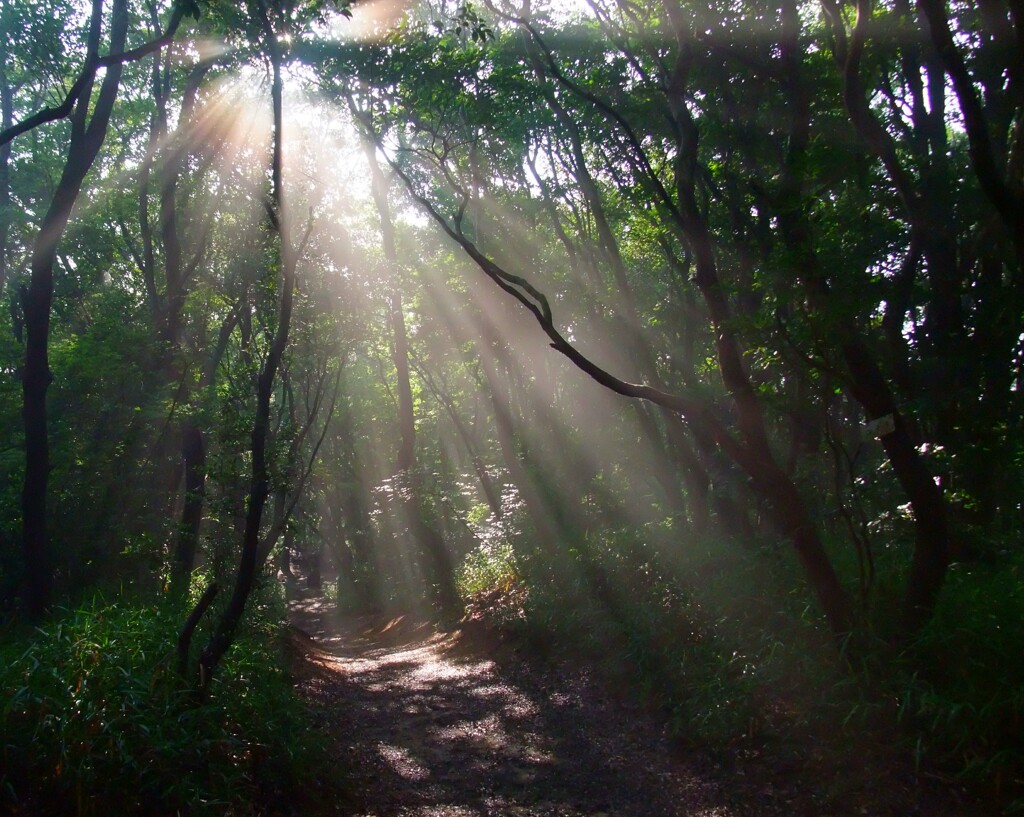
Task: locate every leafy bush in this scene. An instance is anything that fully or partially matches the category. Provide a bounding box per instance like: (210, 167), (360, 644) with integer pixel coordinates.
(479, 521), (782, 747)
(456, 539), (518, 597)
(889, 556), (1024, 801)
(459, 509), (1024, 807)
(0, 592), (316, 816)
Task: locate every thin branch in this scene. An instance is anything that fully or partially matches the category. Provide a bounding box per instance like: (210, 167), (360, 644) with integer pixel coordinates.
(0, 0), (189, 147)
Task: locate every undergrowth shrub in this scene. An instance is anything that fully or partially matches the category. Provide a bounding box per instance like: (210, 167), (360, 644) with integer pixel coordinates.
(887, 555), (1024, 804)
(0, 589), (316, 816)
(461, 511), (1023, 807)
(456, 539), (518, 597)
(501, 521), (804, 748)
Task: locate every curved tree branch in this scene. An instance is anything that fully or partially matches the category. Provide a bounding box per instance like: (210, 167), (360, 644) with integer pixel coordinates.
(0, 0), (189, 148)
(915, 0), (1024, 240)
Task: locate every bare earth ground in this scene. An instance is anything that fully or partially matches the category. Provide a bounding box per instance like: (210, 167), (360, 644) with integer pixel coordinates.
(286, 587), (983, 817)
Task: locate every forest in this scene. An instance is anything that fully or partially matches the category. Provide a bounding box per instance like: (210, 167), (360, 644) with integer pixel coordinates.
(0, 0), (1021, 813)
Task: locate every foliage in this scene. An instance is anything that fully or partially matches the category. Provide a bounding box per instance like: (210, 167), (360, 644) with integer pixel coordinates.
(456, 536), (517, 598)
(0, 591), (317, 816)
(501, 521), (816, 748)
(462, 519), (1024, 802)
(0, 0), (1022, 808)
(887, 556), (1024, 798)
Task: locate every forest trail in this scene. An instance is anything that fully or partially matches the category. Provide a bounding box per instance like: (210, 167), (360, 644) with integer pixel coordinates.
(285, 586), (845, 817)
(285, 585), (984, 817)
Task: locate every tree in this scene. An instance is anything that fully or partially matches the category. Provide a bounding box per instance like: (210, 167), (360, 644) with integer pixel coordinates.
(196, 0), (300, 689)
(301, 0), (1023, 640)
(19, 0), (130, 619)
(353, 105), (462, 614)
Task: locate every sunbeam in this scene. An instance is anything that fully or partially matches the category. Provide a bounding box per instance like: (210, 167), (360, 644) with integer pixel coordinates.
(1, 0), (1018, 812)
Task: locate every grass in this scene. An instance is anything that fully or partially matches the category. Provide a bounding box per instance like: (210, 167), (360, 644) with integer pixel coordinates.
(0, 583), (322, 816)
(455, 517), (1024, 810)
(888, 556), (1024, 803)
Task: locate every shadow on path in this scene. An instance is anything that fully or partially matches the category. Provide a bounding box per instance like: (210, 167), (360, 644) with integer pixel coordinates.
(288, 586), (756, 817)
(287, 579), (988, 817)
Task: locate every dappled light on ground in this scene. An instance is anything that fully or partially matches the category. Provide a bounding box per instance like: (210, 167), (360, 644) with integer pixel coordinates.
(290, 588), (791, 817)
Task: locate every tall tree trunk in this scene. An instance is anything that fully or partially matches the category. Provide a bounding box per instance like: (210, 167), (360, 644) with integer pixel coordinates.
(20, 0), (128, 619)
(661, 0), (853, 637)
(519, 70), (698, 524)
(336, 402), (382, 609)
(198, 7), (296, 689)
(479, 343), (561, 557)
(475, 329), (632, 624)
(148, 60), (215, 595)
(171, 423), (206, 590)
(368, 13), (854, 639)
(778, 0), (949, 630)
(0, 63), (12, 299)
(360, 130), (461, 615)
(421, 371), (504, 519)
(171, 307), (239, 591)
(518, 15), (847, 628)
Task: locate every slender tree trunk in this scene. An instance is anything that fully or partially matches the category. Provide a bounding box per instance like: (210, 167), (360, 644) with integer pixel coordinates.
(430, 380), (504, 518)
(521, 62), (698, 524)
(662, 412), (710, 531)
(171, 306), (240, 589)
(20, 0), (128, 619)
(328, 526), (358, 603)
(152, 63), (215, 595)
(171, 423), (205, 590)
(661, 0), (853, 637)
(478, 341), (562, 559)
(0, 64), (12, 299)
(778, 0), (949, 630)
(633, 403), (695, 522)
(198, 8), (296, 689)
(390, 287), (417, 472)
(306, 537), (322, 589)
(337, 405), (381, 609)
(372, 14), (853, 639)
(360, 132), (461, 615)
(843, 344), (950, 630)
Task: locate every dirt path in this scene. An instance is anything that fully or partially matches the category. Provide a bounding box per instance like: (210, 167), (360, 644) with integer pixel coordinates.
(287, 589), (976, 817)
